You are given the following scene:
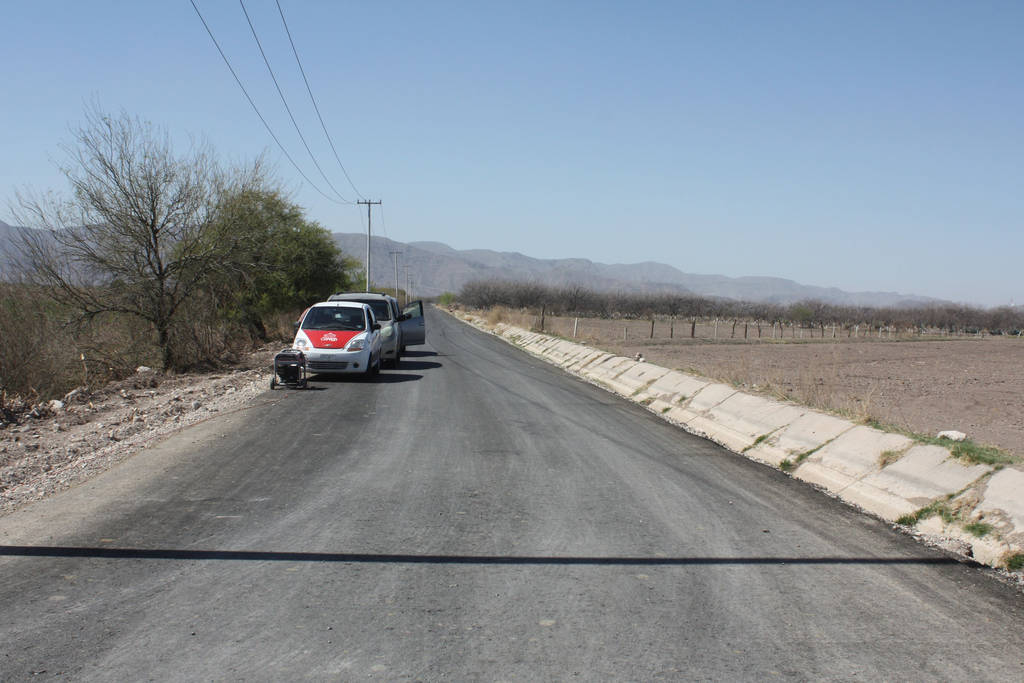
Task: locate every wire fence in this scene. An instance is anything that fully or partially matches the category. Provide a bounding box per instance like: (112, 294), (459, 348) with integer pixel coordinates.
(507, 312), (1020, 345)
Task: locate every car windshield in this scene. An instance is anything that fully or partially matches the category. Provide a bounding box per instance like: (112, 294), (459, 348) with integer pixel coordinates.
(345, 299), (391, 321)
(301, 307), (366, 331)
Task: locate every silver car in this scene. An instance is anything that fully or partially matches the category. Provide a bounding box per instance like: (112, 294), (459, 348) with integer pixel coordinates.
(326, 292), (426, 368)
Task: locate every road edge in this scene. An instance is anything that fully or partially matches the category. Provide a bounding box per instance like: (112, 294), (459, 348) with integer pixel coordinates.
(448, 308), (1024, 577)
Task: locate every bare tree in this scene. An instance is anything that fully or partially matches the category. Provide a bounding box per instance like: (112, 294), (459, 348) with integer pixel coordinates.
(11, 108), (266, 370)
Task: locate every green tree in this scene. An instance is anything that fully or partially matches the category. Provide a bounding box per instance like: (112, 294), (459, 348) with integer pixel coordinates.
(207, 189), (356, 338)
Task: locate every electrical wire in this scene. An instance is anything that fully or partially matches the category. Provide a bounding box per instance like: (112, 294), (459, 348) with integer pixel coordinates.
(276, 0), (365, 200)
(189, 0), (349, 205)
(378, 201), (390, 241)
(239, 0), (353, 204)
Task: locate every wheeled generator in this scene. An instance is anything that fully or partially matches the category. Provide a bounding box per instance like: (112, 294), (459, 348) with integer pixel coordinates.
(270, 348), (307, 389)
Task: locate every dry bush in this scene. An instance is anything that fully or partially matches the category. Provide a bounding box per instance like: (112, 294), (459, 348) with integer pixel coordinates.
(486, 307), (509, 326)
(265, 310), (303, 344)
(165, 298), (252, 372)
(0, 283), (78, 399)
(74, 311), (161, 377)
(0, 285), (158, 401)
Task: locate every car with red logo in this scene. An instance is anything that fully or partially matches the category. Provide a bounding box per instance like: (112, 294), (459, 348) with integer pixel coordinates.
(291, 301), (382, 376)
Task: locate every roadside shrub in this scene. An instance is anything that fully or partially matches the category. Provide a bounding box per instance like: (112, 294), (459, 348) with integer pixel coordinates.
(266, 310), (304, 344)
(165, 296), (252, 372)
(0, 283), (79, 399)
(0, 283), (160, 401)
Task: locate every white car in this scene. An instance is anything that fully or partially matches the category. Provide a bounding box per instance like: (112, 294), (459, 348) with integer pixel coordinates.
(292, 301), (382, 376)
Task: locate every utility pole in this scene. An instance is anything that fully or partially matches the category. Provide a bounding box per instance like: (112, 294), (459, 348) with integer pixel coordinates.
(357, 199), (381, 292)
(389, 250), (402, 299)
(404, 264), (410, 306)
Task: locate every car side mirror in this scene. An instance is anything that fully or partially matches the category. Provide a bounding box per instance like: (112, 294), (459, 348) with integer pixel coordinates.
(397, 313), (409, 322)
(373, 322), (381, 331)
(292, 322), (300, 331)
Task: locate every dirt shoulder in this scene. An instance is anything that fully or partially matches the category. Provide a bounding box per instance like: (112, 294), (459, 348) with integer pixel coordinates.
(0, 346), (277, 516)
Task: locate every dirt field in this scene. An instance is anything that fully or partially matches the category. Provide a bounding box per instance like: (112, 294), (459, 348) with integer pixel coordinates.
(495, 311), (1023, 458)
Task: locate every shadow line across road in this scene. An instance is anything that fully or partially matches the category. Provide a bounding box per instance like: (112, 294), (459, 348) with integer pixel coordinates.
(0, 545), (965, 566)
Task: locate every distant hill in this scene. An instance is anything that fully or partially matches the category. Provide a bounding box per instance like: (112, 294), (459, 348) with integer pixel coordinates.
(0, 223), (946, 307)
(332, 232), (943, 308)
(0, 220), (21, 274)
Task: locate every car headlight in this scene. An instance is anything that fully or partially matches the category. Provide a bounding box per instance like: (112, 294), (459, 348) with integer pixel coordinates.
(294, 338), (309, 350)
(346, 338), (366, 351)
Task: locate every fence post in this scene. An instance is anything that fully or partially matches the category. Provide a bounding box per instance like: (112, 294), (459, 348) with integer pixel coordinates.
(573, 317), (578, 338)
(714, 318), (719, 339)
(650, 318), (655, 339)
(691, 320), (696, 338)
(624, 326), (627, 341)
(540, 305), (545, 332)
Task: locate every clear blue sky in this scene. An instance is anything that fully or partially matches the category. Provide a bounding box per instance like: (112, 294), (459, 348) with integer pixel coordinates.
(3, 1), (1022, 307)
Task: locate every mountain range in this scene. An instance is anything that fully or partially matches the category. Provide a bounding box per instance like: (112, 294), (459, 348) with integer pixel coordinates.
(331, 232), (943, 308)
(0, 220), (945, 307)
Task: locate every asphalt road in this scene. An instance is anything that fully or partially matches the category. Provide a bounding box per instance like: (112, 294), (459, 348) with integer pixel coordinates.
(2, 308), (1023, 681)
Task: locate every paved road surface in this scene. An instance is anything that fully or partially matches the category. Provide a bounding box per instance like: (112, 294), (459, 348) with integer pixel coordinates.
(2, 308), (1023, 680)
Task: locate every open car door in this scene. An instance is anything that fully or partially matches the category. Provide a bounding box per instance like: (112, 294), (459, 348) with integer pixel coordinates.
(400, 300), (426, 346)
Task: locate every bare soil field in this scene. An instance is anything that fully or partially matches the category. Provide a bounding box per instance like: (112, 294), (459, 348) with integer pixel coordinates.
(494, 311), (1023, 459)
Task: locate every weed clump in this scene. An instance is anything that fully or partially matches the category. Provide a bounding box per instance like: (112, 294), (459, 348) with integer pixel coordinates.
(878, 449), (903, 468)
(948, 441), (1015, 466)
(963, 521), (993, 538)
(896, 499), (956, 527)
(862, 419), (1018, 467)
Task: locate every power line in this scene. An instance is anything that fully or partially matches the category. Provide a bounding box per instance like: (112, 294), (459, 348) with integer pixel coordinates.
(239, 0), (353, 204)
(389, 250), (402, 299)
(377, 200), (390, 241)
(276, 0), (365, 201)
(189, 0), (349, 206)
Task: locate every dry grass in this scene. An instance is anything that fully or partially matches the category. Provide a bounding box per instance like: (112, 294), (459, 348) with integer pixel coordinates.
(1, 283), (298, 407)
(0, 284), (156, 401)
